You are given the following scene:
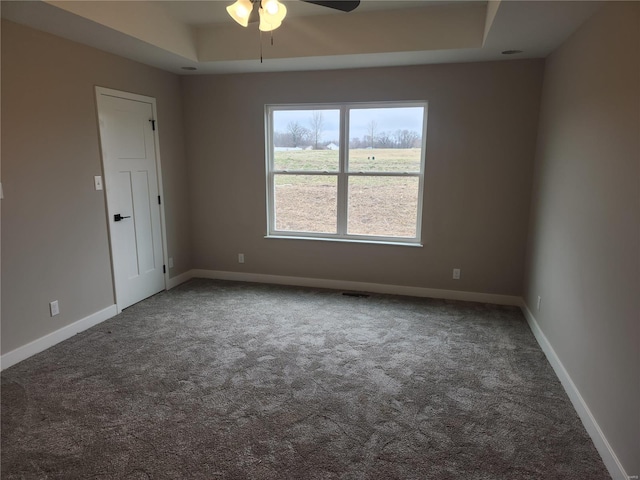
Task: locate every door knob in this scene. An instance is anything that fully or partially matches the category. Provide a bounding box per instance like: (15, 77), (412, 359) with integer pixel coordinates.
(114, 214), (131, 222)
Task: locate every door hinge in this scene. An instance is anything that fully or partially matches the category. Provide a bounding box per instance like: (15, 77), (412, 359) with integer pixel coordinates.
(163, 265), (166, 274)
(150, 119), (156, 131)
(158, 195), (161, 205)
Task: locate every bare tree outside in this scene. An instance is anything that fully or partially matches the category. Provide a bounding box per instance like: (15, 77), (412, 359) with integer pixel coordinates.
(366, 120), (378, 148)
(395, 129), (421, 148)
(308, 111), (325, 150)
(287, 121), (309, 148)
(376, 131), (395, 148)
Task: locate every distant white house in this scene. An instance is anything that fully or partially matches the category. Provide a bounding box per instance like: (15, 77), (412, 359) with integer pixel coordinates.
(326, 143), (339, 150)
(274, 147), (302, 152)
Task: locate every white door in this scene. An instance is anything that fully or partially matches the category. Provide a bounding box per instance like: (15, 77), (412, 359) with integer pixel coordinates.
(96, 88), (166, 310)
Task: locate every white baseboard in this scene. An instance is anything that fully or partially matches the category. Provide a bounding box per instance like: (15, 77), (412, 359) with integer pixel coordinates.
(188, 269), (522, 306)
(520, 302), (630, 480)
(167, 270), (195, 290)
(0, 304), (118, 371)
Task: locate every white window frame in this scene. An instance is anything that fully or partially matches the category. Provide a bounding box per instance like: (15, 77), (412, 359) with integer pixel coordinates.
(265, 101), (428, 246)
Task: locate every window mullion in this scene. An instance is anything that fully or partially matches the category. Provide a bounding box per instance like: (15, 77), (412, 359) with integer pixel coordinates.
(266, 107), (275, 235)
(336, 105), (348, 236)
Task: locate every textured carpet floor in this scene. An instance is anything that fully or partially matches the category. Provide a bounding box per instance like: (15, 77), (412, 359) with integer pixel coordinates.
(2, 279), (609, 479)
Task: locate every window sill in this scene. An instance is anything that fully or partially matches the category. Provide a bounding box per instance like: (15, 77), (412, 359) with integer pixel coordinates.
(264, 235), (423, 247)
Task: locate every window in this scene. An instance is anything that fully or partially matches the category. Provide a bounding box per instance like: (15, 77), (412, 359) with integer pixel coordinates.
(265, 102), (427, 244)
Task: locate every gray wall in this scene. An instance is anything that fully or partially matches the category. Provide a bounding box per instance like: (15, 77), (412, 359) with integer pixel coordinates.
(523, 2), (639, 474)
(182, 60), (544, 295)
(1, 20), (192, 354)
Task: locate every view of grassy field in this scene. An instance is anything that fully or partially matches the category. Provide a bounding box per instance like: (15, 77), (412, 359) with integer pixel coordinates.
(274, 148), (422, 172)
(273, 148), (421, 237)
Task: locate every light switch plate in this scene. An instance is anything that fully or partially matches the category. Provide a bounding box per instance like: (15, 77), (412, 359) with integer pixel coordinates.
(94, 176), (103, 191)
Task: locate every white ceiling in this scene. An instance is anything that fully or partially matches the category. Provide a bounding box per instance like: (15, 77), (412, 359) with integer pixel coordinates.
(1, 0), (602, 75)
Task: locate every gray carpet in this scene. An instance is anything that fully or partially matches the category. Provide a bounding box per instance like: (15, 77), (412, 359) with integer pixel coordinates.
(2, 279), (609, 479)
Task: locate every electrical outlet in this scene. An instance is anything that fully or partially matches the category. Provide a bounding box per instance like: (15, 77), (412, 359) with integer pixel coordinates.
(50, 300), (60, 317)
(238, 253), (245, 264)
(453, 268), (461, 280)
(536, 296), (542, 310)
(168, 257), (174, 269)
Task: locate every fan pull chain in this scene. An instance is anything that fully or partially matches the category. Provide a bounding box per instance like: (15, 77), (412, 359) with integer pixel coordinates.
(257, 29), (275, 63)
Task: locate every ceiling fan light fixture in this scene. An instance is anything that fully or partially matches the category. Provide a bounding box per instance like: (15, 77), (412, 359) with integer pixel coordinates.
(262, 0), (285, 17)
(226, 0), (253, 27)
(258, 14), (282, 32)
(259, 0), (286, 31)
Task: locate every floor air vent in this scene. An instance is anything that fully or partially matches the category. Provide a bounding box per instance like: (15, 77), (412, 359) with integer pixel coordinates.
(342, 292), (370, 298)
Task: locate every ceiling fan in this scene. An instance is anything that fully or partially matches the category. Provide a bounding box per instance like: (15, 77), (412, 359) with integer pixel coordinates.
(227, 0), (361, 32)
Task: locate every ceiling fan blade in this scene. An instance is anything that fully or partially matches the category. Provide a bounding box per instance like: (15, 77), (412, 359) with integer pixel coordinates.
(301, 1), (361, 13)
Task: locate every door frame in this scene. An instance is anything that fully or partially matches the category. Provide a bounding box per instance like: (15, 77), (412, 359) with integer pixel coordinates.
(94, 86), (169, 312)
